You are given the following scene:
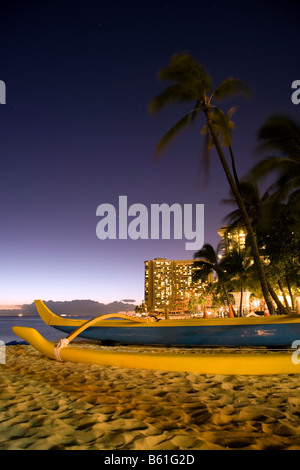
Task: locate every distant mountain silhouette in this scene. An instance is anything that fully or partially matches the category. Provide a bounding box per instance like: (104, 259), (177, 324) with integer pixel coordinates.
(0, 299), (137, 316)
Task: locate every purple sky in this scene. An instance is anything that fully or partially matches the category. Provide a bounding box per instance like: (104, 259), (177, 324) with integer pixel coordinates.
(0, 0), (299, 306)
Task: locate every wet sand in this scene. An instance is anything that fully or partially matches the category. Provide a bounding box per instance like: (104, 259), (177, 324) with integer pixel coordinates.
(1, 344), (300, 450)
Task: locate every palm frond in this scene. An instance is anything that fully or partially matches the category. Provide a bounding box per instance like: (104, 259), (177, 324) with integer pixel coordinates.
(193, 260), (213, 269)
(213, 78), (250, 102)
(157, 54), (199, 81)
(157, 53), (212, 96)
(223, 209), (244, 226)
(250, 156), (289, 181)
(155, 112), (191, 154)
(257, 115), (300, 154)
(274, 175), (300, 201)
(190, 100), (201, 123)
(227, 106), (237, 120)
(192, 263), (212, 282)
(200, 121), (217, 148)
(149, 84), (195, 114)
(221, 198), (241, 206)
(194, 245), (213, 262)
(288, 188), (300, 204)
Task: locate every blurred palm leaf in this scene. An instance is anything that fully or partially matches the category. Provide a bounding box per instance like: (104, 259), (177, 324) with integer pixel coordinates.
(213, 78), (250, 102)
(251, 115), (300, 204)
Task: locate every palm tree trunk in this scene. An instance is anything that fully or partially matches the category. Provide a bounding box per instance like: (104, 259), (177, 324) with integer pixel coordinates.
(228, 144), (241, 191)
(267, 280), (289, 315)
(285, 272), (295, 310)
(239, 281), (244, 317)
(278, 279), (290, 311)
(204, 108), (275, 315)
(220, 280), (231, 308)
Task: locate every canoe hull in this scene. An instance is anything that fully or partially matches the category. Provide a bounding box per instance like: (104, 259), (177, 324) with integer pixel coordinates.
(52, 322), (300, 347)
(34, 300), (300, 347)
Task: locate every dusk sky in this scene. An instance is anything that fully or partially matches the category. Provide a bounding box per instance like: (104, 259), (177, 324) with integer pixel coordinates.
(0, 0), (299, 307)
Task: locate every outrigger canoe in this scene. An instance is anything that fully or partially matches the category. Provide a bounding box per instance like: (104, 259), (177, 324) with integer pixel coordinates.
(11, 326), (300, 375)
(34, 300), (300, 348)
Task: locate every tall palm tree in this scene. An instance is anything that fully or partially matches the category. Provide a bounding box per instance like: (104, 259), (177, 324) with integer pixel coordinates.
(251, 115), (300, 205)
(193, 243), (232, 308)
(149, 53), (275, 314)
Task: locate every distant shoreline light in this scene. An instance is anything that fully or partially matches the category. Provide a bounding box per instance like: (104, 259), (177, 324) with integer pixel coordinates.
(96, 196), (204, 251)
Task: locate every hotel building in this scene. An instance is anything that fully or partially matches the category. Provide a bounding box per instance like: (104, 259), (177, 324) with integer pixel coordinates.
(144, 258), (212, 313)
(217, 225), (247, 254)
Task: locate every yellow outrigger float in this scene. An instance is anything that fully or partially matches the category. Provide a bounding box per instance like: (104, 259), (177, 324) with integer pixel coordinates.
(12, 325), (300, 375)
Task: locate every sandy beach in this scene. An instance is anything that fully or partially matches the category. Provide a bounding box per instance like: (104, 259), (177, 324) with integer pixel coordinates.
(1, 343), (300, 451)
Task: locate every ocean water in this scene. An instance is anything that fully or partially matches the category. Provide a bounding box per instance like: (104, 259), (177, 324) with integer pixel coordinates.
(0, 316), (70, 344)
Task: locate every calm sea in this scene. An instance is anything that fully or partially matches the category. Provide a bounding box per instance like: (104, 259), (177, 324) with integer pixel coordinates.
(0, 316), (70, 344)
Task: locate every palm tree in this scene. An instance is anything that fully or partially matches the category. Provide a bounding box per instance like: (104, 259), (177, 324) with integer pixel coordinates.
(251, 115), (300, 205)
(193, 243), (232, 309)
(149, 53), (275, 314)
(220, 247), (255, 316)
